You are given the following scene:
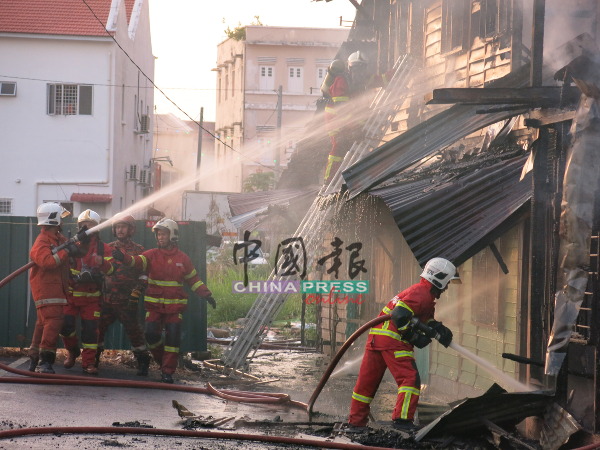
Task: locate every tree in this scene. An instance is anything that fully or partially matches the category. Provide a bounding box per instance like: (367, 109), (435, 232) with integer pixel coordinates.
(243, 172), (275, 193)
(223, 15), (264, 41)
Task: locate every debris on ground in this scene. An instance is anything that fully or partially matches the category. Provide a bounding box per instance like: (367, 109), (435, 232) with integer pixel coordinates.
(111, 421), (154, 428)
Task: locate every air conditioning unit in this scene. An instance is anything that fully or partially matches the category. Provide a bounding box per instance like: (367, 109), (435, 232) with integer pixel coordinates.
(127, 164), (139, 181)
(139, 114), (150, 133)
(138, 169), (153, 188)
(0, 82), (16, 96)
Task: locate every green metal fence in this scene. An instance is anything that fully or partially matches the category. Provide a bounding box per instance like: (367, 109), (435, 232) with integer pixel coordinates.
(0, 217), (207, 352)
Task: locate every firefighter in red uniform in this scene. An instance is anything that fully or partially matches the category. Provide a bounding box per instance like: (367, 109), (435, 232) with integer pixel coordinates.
(112, 218), (216, 383)
(96, 214), (151, 375)
(60, 209), (114, 374)
(28, 203), (89, 374)
(348, 258), (459, 431)
(322, 51), (393, 181)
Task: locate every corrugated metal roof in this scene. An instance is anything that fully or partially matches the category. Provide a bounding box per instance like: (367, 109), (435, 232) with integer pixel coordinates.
(415, 389), (552, 440)
(342, 63), (534, 198)
(228, 188), (319, 231)
(370, 156), (531, 266)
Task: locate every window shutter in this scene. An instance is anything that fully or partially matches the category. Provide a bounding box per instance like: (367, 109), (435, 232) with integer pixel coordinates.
(79, 85), (93, 115)
(47, 84), (56, 115)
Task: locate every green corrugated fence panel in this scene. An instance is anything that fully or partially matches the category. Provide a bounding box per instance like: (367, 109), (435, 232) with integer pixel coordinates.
(0, 218), (207, 353)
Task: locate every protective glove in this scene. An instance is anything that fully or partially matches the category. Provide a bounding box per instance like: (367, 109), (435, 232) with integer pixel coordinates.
(64, 241), (80, 257)
(403, 329), (432, 349)
(112, 247), (125, 262)
(76, 225), (91, 244)
(431, 321), (453, 348)
(129, 288), (142, 306)
(204, 296), (216, 309)
(391, 305), (413, 331)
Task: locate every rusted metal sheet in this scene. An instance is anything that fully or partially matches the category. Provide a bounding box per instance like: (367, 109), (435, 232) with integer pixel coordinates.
(369, 156), (531, 267)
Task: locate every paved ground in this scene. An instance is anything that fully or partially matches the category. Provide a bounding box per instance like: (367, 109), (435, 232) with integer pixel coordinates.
(0, 350), (396, 449)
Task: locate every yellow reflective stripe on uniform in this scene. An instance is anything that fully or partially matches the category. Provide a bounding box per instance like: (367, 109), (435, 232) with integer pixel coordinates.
(396, 301), (414, 314)
(145, 312), (150, 318)
(184, 269), (197, 280)
(149, 279), (183, 287)
(178, 314), (183, 320)
(147, 338), (163, 349)
(382, 74), (387, 84)
(324, 107), (338, 115)
(164, 346), (179, 353)
(93, 311), (100, 318)
(82, 343), (98, 349)
(144, 296), (188, 305)
(328, 155), (343, 162)
(368, 328), (403, 341)
(382, 306), (392, 314)
(106, 265), (114, 275)
(191, 280), (205, 291)
(130, 255), (147, 271)
(352, 392), (373, 404)
(333, 96), (349, 102)
(328, 130), (340, 137)
(71, 269), (80, 275)
(398, 386), (419, 419)
(394, 351), (414, 358)
(71, 291), (101, 297)
(104, 256), (113, 262)
(60, 331), (77, 338)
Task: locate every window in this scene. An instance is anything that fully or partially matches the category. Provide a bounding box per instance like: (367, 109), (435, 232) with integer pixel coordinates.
(0, 198), (13, 215)
(232, 68), (235, 97)
(218, 76), (222, 104)
(316, 67), (326, 90)
(471, 0), (510, 41)
(47, 84), (92, 115)
(0, 82), (17, 96)
(441, 0), (467, 54)
(259, 66), (274, 91)
(225, 72), (229, 100)
(288, 66), (303, 93)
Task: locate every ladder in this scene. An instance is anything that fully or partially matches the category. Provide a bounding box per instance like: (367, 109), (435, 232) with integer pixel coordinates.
(221, 55), (415, 374)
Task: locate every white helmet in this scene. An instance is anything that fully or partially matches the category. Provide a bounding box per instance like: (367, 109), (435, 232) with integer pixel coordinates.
(420, 257), (461, 289)
(348, 51), (368, 67)
(152, 218), (178, 243)
(77, 209), (101, 227)
(37, 202), (70, 226)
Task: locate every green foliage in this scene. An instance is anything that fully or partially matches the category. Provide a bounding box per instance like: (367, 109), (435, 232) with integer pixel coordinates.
(223, 15), (264, 41)
(243, 171), (275, 193)
(205, 263), (316, 327)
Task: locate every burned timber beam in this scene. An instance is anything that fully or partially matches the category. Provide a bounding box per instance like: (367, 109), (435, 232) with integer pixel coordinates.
(424, 87), (581, 107)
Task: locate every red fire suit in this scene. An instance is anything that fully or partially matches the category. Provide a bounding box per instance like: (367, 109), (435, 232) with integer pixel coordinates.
(60, 235), (114, 369)
(348, 278), (437, 426)
(29, 229), (72, 358)
(323, 71), (393, 180)
(123, 246), (212, 374)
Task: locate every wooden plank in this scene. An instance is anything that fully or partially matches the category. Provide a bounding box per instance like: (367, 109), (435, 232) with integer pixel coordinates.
(425, 41), (441, 58)
(469, 60), (485, 75)
(426, 5), (442, 23)
(426, 17), (442, 34)
(469, 46), (486, 62)
(484, 64), (512, 84)
(425, 29), (442, 47)
(455, 52), (468, 69)
(452, 78), (468, 88)
(424, 86), (582, 105)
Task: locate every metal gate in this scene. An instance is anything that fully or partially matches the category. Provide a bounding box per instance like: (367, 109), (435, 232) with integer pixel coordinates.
(0, 217), (208, 352)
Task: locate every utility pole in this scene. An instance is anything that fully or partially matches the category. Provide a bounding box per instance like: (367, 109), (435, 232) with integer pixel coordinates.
(275, 85), (282, 184)
(195, 106), (204, 191)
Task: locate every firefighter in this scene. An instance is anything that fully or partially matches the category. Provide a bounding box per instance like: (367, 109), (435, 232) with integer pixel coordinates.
(322, 51), (393, 181)
(28, 203), (88, 374)
(348, 258), (458, 431)
(60, 209), (114, 374)
(96, 214), (151, 375)
(111, 218), (216, 383)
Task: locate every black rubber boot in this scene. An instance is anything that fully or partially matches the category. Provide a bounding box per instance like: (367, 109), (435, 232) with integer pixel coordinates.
(28, 356), (39, 372)
(392, 419), (416, 431)
(161, 373), (174, 384)
(39, 351), (56, 374)
(136, 352), (151, 377)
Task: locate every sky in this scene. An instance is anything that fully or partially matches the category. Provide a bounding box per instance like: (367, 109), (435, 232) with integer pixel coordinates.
(148, 0), (357, 123)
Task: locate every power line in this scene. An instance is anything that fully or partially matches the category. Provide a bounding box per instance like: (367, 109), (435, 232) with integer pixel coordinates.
(0, 73), (236, 91)
(81, 0), (281, 173)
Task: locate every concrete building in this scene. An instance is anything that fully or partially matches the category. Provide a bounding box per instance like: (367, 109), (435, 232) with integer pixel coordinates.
(213, 26), (349, 192)
(0, 0), (154, 219)
(151, 113), (215, 218)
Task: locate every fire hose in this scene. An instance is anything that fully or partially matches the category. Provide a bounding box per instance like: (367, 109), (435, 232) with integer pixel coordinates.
(0, 426), (407, 450)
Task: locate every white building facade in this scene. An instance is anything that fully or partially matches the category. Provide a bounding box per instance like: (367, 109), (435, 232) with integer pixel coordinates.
(0, 0), (154, 218)
(213, 26), (349, 192)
